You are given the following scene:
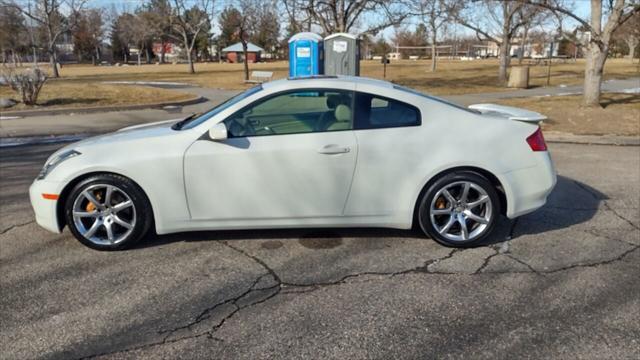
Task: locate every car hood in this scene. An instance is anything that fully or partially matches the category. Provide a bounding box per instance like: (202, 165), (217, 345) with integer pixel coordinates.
(49, 119), (181, 160)
(72, 119), (179, 148)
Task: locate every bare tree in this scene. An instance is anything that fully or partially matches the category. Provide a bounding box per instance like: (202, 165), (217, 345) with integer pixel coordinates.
(2, 0), (87, 78)
(413, 0), (448, 71)
(0, 4), (28, 64)
(71, 9), (103, 64)
(613, 10), (639, 62)
(143, 0), (172, 63)
(254, 1), (280, 58)
(523, 0), (640, 106)
(284, 0), (408, 35)
(133, 9), (158, 66)
(113, 12), (136, 63)
(450, 0), (543, 84)
(229, 0), (258, 81)
(169, 0), (213, 74)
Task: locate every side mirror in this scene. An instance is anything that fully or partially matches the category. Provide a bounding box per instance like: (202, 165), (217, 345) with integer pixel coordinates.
(208, 122), (228, 141)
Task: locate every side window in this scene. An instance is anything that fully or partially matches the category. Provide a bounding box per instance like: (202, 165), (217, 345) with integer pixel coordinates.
(224, 89), (353, 137)
(354, 92), (421, 130)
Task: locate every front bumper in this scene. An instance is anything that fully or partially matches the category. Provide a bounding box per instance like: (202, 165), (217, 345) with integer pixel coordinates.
(501, 152), (557, 219)
(29, 179), (64, 234)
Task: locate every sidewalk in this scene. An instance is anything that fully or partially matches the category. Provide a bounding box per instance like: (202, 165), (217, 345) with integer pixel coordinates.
(446, 77), (639, 105)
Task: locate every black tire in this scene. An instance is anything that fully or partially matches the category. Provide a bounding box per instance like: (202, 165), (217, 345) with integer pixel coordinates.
(417, 171), (501, 247)
(64, 174), (153, 251)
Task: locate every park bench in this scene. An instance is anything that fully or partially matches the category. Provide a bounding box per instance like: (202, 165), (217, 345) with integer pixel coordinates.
(245, 71), (274, 84)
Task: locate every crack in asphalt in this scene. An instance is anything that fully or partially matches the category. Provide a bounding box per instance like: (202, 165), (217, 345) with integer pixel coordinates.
(581, 228), (639, 247)
(0, 220), (35, 235)
(573, 180), (639, 231)
(603, 202), (640, 231)
(541, 244), (640, 273)
(474, 248), (501, 274)
(157, 272), (272, 336)
(77, 332), (222, 360)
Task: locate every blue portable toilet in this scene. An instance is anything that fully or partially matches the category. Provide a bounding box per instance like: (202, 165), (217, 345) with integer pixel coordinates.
(288, 32), (323, 77)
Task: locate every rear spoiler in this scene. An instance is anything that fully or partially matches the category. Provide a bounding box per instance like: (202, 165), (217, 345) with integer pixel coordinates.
(468, 103), (547, 123)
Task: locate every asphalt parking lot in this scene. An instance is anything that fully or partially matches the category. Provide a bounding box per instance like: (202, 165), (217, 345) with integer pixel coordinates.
(1, 142), (638, 359)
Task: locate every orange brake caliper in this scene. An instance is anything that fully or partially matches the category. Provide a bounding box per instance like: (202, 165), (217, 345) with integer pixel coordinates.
(85, 191), (102, 212)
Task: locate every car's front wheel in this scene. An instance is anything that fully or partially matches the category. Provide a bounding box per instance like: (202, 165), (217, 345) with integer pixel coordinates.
(64, 174), (153, 250)
(417, 172), (500, 247)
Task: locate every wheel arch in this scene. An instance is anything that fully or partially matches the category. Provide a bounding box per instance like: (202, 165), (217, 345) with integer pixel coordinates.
(411, 166), (507, 228)
(56, 171), (155, 231)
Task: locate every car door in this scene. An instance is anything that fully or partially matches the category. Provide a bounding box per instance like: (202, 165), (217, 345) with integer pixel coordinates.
(344, 89), (424, 219)
(183, 88), (357, 222)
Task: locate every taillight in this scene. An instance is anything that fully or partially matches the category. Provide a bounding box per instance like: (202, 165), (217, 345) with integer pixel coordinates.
(526, 127), (547, 151)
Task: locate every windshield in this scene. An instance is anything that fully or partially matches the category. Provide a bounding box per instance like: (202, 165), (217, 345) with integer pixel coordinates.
(176, 85), (263, 130)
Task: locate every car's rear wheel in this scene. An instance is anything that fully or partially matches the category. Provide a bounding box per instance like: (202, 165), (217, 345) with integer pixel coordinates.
(64, 174), (152, 250)
(417, 172), (500, 247)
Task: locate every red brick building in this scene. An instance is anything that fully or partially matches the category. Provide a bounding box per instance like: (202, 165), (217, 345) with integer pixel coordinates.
(221, 42), (264, 63)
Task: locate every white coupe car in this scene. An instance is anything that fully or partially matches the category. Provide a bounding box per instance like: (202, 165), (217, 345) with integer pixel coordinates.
(30, 76), (556, 250)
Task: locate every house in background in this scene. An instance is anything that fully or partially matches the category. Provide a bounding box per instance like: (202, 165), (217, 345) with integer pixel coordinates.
(484, 39), (561, 59)
(221, 42), (264, 63)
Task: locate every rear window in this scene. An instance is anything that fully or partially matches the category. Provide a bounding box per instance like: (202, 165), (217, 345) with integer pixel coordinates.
(354, 92), (420, 130)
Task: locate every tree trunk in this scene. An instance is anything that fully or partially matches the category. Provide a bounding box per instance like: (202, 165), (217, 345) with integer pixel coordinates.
(49, 49), (59, 78)
(518, 27), (529, 65)
(145, 47), (152, 64)
(498, 41), (510, 84)
(242, 41), (249, 81)
(186, 48), (195, 74)
(33, 47), (37, 66)
(583, 45), (608, 107)
(430, 35), (437, 72)
(161, 41), (166, 64)
(626, 37), (638, 62)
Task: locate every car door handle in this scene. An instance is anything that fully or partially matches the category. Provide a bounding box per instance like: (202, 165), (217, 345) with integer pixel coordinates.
(318, 144), (351, 154)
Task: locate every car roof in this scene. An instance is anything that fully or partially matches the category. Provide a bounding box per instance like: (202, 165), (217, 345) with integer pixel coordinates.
(262, 75), (395, 91)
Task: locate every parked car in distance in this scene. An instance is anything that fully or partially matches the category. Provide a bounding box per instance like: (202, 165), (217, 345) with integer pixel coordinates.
(30, 76), (556, 250)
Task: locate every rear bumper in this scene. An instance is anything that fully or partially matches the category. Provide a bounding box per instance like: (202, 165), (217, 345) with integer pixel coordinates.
(29, 179), (64, 234)
(501, 152), (557, 219)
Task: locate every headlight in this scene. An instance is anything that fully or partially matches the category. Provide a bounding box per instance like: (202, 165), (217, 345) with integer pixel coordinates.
(37, 150), (81, 180)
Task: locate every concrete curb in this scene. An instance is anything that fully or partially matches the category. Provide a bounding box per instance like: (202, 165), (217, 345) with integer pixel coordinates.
(544, 132), (640, 146)
(0, 95), (206, 118)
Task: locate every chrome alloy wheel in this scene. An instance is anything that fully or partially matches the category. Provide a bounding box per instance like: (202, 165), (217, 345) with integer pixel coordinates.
(429, 181), (493, 242)
(72, 184), (136, 245)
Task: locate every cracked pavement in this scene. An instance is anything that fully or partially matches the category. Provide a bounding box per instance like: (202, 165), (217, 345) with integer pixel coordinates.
(1, 142), (638, 359)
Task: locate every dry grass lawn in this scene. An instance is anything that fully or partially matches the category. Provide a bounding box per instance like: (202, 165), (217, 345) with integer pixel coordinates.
(1, 58), (637, 111)
(497, 93), (640, 136)
(32, 58), (639, 94)
(0, 81), (193, 111)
